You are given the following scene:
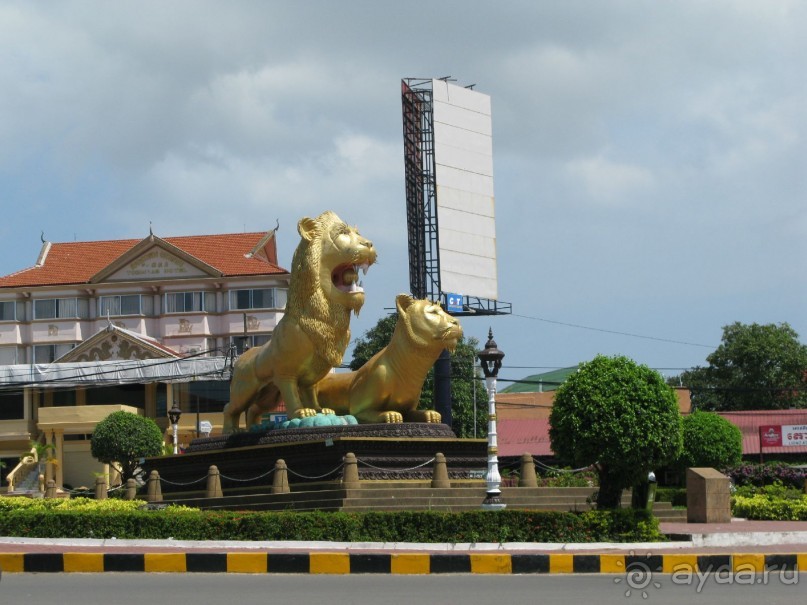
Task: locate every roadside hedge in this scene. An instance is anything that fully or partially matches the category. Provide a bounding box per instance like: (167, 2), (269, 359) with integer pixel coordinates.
(655, 487), (687, 507)
(0, 502), (664, 543)
(731, 482), (807, 520)
(725, 463), (807, 489)
(732, 494), (807, 521)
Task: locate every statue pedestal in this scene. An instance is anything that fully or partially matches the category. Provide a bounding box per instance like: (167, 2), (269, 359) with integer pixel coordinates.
(143, 423), (487, 499)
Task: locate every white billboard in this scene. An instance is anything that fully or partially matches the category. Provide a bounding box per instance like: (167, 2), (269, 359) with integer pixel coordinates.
(431, 79), (499, 301)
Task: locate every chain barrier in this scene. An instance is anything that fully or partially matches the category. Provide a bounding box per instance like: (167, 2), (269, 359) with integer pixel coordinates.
(356, 457), (436, 472)
(286, 462), (344, 480)
(532, 457), (596, 474)
(218, 467), (276, 483)
(499, 458), (521, 470)
(61, 486), (97, 496)
(159, 475), (207, 487)
(154, 462), (346, 484)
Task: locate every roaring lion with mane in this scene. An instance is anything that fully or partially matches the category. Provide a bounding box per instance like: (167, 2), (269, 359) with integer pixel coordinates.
(315, 294), (462, 424)
(222, 211), (376, 433)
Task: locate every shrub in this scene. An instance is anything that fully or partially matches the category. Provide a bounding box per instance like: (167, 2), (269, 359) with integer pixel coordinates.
(549, 355), (682, 508)
(91, 411), (164, 483)
(537, 469), (598, 488)
(0, 497), (665, 543)
(733, 481), (804, 500)
(732, 491), (807, 521)
(655, 487), (687, 507)
(0, 496), (150, 513)
(725, 463), (807, 490)
(678, 411), (742, 470)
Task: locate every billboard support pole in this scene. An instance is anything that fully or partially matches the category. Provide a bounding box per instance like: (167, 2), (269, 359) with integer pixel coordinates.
(434, 350), (452, 429)
(759, 426), (763, 464)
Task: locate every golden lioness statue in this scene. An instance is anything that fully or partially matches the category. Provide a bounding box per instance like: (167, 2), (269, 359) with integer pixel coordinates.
(222, 211), (376, 433)
(316, 294), (462, 423)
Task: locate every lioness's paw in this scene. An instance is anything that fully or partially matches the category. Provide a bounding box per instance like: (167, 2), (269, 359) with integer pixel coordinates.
(380, 411), (404, 423)
(292, 408), (319, 419)
(320, 408), (335, 415)
(423, 411), (442, 423)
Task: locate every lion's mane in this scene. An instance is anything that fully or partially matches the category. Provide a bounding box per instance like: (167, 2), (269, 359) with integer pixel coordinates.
(287, 211), (353, 368)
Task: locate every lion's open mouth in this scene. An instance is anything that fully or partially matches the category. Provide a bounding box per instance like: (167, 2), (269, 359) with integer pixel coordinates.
(333, 262), (370, 294)
(440, 327), (462, 353)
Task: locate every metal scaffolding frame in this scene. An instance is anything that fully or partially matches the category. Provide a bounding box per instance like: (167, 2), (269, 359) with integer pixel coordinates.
(400, 78), (511, 317)
(401, 78), (440, 302)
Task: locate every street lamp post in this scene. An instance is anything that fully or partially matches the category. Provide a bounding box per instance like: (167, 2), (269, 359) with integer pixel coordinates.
(168, 402), (182, 455)
(477, 328), (506, 510)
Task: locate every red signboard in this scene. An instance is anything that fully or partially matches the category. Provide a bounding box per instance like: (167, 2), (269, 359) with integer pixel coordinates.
(759, 424), (807, 447)
(759, 425), (782, 447)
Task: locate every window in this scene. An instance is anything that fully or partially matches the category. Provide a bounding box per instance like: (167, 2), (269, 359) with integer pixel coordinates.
(0, 392), (24, 420)
(165, 291), (215, 313)
(0, 346), (19, 365)
(228, 288), (282, 310)
(33, 298), (88, 320)
(64, 434), (91, 442)
(52, 389), (76, 407)
(156, 382), (168, 418)
(0, 301), (16, 321)
(98, 294), (153, 317)
(188, 380), (231, 414)
(231, 334), (270, 355)
(33, 343), (76, 364)
(86, 384), (146, 408)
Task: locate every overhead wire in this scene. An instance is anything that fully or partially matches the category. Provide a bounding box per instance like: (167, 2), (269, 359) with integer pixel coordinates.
(512, 312), (715, 349)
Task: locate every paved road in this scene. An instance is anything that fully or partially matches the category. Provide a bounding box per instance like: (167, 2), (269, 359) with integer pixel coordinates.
(2, 573), (805, 605)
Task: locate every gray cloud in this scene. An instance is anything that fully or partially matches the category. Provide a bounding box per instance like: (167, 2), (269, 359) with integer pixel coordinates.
(0, 0), (804, 374)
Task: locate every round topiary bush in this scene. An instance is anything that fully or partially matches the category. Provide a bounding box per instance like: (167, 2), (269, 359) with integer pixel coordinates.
(679, 411), (743, 471)
(549, 355), (682, 509)
(91, 411), (164, 483)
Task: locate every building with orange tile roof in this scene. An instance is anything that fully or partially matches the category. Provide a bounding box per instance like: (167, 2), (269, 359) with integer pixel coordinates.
(0, 227), (290, 492)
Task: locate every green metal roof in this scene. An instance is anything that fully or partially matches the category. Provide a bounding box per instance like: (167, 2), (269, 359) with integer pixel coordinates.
(501, 366), (579, 393)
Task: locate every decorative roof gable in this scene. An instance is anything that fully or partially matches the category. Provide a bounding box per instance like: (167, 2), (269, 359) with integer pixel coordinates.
(244, 222), (279, 265)
(90, 235), (221, 283)
(57, 323), (180, 362)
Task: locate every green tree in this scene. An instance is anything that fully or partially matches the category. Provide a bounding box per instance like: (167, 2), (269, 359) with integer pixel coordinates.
(682, 322), (807, 411)
(678, 411), (742, 471)
(349, 314), (397, 371)
(349, 312), (484, 438)
(90, 411), (164, 483)
(549, 355), (682, 509)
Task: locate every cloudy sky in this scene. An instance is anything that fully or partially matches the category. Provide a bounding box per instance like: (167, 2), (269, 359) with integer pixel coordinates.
(1, 1), (804, 384)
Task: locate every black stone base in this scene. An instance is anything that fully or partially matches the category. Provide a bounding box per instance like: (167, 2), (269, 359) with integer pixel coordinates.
(143, 423), (487, 496)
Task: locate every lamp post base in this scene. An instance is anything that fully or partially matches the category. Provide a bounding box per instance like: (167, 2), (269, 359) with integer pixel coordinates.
(481, 491), (507, 510)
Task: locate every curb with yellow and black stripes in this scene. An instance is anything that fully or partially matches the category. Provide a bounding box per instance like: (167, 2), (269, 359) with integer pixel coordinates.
(2, 552), (807, 574)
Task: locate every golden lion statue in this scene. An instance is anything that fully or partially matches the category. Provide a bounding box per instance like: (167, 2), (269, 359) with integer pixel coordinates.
(315, 294), (462, 423)
(222, 211), (376, 433)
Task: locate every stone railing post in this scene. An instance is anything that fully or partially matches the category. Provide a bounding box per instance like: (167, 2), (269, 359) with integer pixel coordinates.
(341, 453), (360, 490)
(45, 480), (58, 498)
(431, 452), (450, 488)
(124, 478), (137, 500)
(146, 470), (162, 502)
(272, 459), (290, 494)
(95, 475), (108, 500)
(518, 453), (538, 487)
(206, 465), (223, 498)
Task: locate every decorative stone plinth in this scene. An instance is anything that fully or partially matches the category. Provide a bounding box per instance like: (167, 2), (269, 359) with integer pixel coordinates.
(686, 467), (731, 523)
